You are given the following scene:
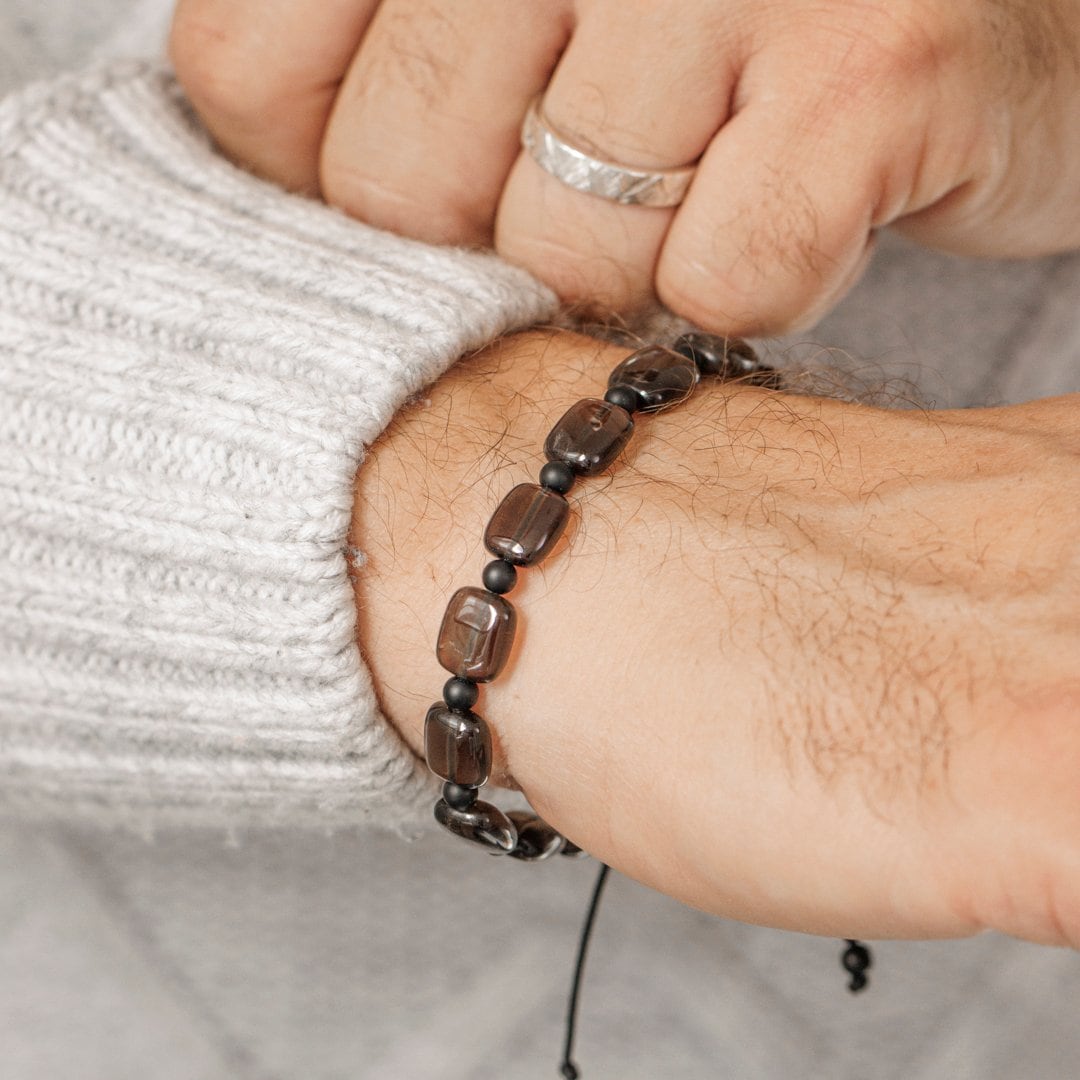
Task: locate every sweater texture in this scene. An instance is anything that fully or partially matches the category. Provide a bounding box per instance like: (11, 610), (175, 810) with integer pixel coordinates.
(0, 60), (556, 831)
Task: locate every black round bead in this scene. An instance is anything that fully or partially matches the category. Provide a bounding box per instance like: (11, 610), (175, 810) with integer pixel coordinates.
(442, 782), (480, 810)
(482, 559), (517, 594)
(603, 384), (641, 414)
(841, 941), (872, 973)
(841, 940), (872, 992)
(442, 676), (479, 711)
(539, 460), (575, 495)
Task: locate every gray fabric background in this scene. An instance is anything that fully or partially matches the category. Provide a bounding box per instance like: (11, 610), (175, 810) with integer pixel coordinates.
(1, 3), (1078, 1078)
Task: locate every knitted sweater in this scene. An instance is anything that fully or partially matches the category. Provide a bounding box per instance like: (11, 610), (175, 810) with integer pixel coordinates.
(4, 41), (1080, 1080)
(0, 61), (556, 832)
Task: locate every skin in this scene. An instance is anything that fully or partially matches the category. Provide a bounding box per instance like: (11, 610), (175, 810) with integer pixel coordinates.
(350, 330), (1080, 946)
(166, 2), (1080, 942)
(170, 0), (1080, 333)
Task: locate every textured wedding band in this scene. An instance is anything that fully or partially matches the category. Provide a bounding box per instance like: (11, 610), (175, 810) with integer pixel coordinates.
(521, 99), (696, 208)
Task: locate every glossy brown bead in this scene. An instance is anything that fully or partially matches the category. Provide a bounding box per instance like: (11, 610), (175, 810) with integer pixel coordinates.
(543, 398), (634, 476)
(436, 586), (516, 682)
(424, 703), (491, 786)
(607, 345), (698, 412)
(484, 483), (570, 567)
(434, 797), (517, 854)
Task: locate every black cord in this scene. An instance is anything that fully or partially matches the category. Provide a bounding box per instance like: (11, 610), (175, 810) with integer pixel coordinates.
(559, 862), (611, 1079)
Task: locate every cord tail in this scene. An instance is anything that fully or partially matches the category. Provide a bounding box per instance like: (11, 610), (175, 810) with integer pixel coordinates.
(559, 862), (611, 1079)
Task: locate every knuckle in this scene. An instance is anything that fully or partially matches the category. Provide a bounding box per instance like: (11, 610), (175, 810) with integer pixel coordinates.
(496, 228), (647, 315)
(659, 276), (802, 338)
(805, 5), (961, 106)
(655, 258), (743, 335)
(169, 9), (276, 127)
(657, 237), (813, 337)
(362, 4), (463, 111)
(947, 682), (1080, 946)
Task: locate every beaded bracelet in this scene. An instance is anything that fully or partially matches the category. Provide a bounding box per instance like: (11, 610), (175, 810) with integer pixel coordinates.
(421, 332), (872, 1076)
(423, 331), (781, 858)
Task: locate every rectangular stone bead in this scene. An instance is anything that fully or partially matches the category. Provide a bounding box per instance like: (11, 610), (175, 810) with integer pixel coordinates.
(543, 398), (633, 476)
(607, 345), (698, 412)
(484, 483), (570, 566)
(425, 703), (491, 787)
(436, 586), (517, 682)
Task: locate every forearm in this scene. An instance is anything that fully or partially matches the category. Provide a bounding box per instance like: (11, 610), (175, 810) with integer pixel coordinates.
(352, 329), (1080, 944)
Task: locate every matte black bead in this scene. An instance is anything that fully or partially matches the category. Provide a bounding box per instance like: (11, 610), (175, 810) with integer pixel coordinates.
(442, 676), (479, 711)
(507, 811), (564, 861)
(434, 797), (517, 854)
(485, 483), (570, 567)
(606, 344), (698, 412)
(544, 398), (634, 476)
(424, 703), (492, 786)
(481, 558), (517, 594)
(603, 385), (641, 413)
(539, 460), (576, 494)
(442, 781), (479, 810)
(436, 586), (516, 682)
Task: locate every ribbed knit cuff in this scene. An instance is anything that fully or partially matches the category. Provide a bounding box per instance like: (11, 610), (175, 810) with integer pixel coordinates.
(0, 61), (557, 832)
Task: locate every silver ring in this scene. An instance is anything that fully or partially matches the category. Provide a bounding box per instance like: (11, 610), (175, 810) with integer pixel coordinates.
(521, 99), (696, 208)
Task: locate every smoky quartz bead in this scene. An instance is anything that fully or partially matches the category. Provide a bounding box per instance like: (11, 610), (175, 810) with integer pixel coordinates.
(424, 703), (492, 787)
(437, 586), (517, 682)
(507, 811), (564, 861)
(434, 797), (518, 854)
(544, 398), (634, 476)
(606, 344), (698, 412)
(485, 483), (570, 567)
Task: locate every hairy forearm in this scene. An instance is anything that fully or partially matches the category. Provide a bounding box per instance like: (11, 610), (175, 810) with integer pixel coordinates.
(350, 329), (1080, 945)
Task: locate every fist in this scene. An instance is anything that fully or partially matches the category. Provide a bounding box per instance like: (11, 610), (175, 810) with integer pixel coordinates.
(171, 0), (1080, 334)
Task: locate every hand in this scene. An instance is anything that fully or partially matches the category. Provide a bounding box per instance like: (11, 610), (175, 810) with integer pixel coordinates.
(350, 329), (1080, 945)
(171, 0), (1080, 334)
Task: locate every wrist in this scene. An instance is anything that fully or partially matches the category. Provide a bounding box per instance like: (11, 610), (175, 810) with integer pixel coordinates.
(348, 329), (630, 784)
(348, 326), (1080, 946)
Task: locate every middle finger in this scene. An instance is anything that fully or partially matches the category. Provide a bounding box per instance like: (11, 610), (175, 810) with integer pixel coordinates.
(321, 0), (572, 246)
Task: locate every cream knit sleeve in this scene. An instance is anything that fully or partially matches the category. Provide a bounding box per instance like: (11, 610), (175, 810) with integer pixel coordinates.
(0, 61), (557, 832)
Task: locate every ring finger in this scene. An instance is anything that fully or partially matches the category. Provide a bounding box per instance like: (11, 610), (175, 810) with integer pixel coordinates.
(496, 0), (746, 314)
